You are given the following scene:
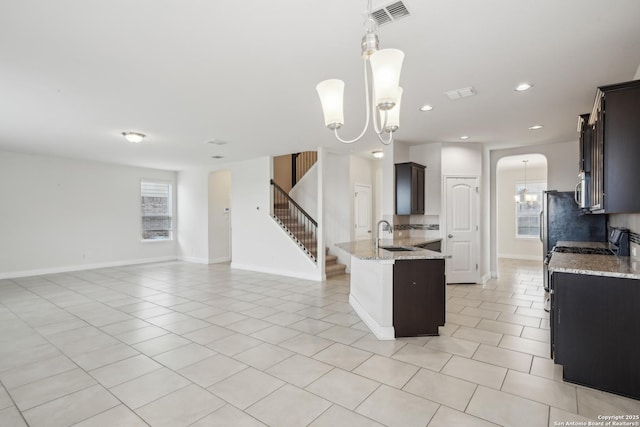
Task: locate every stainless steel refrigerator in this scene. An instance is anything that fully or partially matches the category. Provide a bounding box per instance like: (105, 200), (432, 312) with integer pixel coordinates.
(541, 190), (607, 289)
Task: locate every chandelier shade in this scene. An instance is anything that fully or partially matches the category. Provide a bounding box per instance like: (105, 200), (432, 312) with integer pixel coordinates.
(385, 87), (403, 132)
(370, 49), (405, 110)
(316, 79), (345, 129)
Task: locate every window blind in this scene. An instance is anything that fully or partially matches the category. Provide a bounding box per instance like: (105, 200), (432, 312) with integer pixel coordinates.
(141, 181), (173, 240)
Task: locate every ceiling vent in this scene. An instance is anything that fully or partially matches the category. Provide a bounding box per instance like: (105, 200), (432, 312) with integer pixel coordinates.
(370, 1), (411, 27)
(445, 87), (477, 100)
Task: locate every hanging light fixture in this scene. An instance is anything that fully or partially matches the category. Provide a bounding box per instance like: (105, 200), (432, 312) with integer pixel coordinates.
(515, 160), (537, 204)
(316, 0), (404, 146)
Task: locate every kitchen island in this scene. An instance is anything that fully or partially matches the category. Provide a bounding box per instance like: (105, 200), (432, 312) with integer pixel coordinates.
(335, 238), (450, 340)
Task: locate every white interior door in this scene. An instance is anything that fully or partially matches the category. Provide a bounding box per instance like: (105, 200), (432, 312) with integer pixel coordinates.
(354, 184), (372, 240)
(445, 176), (479, 283)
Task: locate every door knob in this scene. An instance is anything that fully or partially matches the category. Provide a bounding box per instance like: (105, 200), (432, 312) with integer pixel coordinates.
(448, 234), (453, 238)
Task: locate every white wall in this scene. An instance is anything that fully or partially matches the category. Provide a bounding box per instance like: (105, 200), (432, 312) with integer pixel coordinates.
(0, 150), (177, 278)
(496, 164), (546, 260)
(325, 153), (351, 267)
(178, 168), (211, 264)
(409, 143), (442, 216)
(349, 155), (377, 241)
(289, 163), (318, 218)
(229, 156), (321, 281)
(489, 140), (579, 276)
(442, 142), (483, 176)
(208, 170), (231, 263)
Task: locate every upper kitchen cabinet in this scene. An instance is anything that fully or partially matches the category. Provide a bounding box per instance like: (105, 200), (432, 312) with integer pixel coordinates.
(576, 113), (594, 209)
(395, 162), (425, 215)
(588, 80), (640, 213)
(577, 113), (593, 173)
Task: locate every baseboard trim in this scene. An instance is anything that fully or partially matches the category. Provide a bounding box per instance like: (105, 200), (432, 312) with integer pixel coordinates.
(178, 256), (210, 264)
(481, 272), (492, 284)
(349, 294), (395, 340)
(498, 254), (543, 261)
(208, 257), (231, 264)
(491, 271), (499, 279)
(230, 262), (322, 282)
(0, 256), (179, 280)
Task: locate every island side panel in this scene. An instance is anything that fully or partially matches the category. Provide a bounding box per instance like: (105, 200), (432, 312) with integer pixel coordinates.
(393, 259), (445, 337)
(348, 256), (395, 340)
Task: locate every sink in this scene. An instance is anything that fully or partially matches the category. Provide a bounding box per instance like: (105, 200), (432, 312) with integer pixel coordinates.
(380, 246), (415, 252)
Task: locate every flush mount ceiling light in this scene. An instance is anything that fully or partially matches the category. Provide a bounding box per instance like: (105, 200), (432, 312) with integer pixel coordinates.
(460, 135), (470, 140)
(207, 139), (228, 145)
(372, 150), (384, 159)
(529, 125), (544, 130)
(121, 132), (146, 143)
(316, 0), (404, 146)
(515, 83), (534, 92)
(419, 104), (433, 112)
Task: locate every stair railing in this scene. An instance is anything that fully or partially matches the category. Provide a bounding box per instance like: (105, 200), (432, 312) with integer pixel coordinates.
(270, 179), (318, 263)
(291, 151), (318, 187)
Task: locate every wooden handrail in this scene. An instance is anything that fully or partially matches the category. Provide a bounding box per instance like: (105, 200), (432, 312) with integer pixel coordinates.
(270, 179), (317, 227)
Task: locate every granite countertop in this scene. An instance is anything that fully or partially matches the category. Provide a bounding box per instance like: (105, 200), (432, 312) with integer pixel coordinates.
(335, 237), (450, 261)
(555, 240), (609, 249)
(549, 252), (640, 280)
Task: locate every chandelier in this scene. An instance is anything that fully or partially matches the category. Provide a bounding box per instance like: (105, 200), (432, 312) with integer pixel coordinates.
(316, 0), (404, 145)
(515, 160), (537, 204)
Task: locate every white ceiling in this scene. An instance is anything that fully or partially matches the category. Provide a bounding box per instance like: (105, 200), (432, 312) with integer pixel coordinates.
(1, 0), (639, 171)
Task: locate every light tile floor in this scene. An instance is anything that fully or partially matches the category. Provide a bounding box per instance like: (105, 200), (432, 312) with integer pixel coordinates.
(1, 259), (639, 426)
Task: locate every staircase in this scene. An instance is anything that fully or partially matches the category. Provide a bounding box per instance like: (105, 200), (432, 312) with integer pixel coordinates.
(271, 180), (347, 278)
(272, 201), (318, 260)
(325, 251), (347, 278)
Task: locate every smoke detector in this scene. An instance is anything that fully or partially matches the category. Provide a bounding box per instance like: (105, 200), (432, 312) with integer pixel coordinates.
(370, 1), (411, 27)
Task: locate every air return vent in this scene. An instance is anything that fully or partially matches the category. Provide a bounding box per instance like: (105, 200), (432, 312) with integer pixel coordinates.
(370, 1), (411, 27)
(445, 87), (477, 100)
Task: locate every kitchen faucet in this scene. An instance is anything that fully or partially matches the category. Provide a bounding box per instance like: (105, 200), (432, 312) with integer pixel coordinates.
(374, 220), (392, 252)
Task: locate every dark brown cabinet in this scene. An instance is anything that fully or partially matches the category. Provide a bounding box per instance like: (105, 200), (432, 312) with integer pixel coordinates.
(393, 259), (445, 337)
(588, 80), (640, 213)
(395, 162), (425, 215)
(551, 272), (640, 399)
(577, 113), (594, 209)
(578, 113), (593, 173)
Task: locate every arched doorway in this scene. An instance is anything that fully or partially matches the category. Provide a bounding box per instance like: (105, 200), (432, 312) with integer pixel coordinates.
(496, 154), (547, 262)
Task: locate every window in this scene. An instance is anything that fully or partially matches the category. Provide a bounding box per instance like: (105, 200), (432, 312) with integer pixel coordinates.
(515, 181), (545, 238)
(141, 180), (173, 240)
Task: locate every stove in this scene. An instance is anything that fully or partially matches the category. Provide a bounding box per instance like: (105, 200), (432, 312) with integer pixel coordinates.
(543, 244), (614, 311)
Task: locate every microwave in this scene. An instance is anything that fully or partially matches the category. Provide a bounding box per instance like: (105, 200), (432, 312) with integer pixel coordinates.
(574, 172), (589, 209)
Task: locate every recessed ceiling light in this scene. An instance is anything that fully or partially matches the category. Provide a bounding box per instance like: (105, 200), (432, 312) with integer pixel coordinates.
(529, 125), (544, 130)
(211, 155), (224, 159)
(460, 136), (470, 140)
(121, 131), (146, 143)
(419, 104), (433, 111)
(372, 151), (384, 159)
(515, 83), (533, 92)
